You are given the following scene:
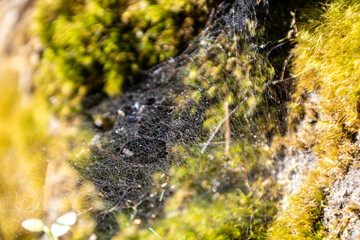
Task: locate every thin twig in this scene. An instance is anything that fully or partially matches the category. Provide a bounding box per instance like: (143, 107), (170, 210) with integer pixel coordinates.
(280, 53), (293, 82)
(199, 141), (232, 146)
(201, 105), (238, 154)
(270, 77), (294, 86)
(224, 102), (230, 156)
(266, 40), (289, 58)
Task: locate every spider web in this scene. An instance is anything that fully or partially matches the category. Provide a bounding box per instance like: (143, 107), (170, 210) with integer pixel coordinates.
(4, 0), (295, 238)
(71, 0), (290, 237)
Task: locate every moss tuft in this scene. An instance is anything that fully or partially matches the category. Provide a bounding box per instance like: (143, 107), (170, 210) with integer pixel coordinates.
(270, 1), (360, 238)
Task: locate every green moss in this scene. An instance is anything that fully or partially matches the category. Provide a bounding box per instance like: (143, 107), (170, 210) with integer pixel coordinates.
(292, 0), (360, 129)
(33, 0), (220, 115)
(269, 168), (327, 239)
(270, 1), (360, 238)
(115, 143), (279, 239)
(10, 1), (360, 239)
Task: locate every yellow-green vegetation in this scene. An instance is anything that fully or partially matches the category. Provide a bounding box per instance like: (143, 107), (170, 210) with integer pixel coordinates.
(0, 68), (100, 239)
(174, 4), (281, 141)
(115, 143), (279, 239)
(112, 6), (283, 237)
(5, 0), (360, 239)
(181, 35), (275, 135)
(0, 69), (49, 239)
(33, 0), (219, 115)
(269, 0), (360, 238)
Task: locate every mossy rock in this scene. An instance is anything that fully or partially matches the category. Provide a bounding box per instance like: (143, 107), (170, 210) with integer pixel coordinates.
(33, 0), (222, 115)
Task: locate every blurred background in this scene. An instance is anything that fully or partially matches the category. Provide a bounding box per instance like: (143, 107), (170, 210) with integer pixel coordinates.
(0, 0), (48, 238)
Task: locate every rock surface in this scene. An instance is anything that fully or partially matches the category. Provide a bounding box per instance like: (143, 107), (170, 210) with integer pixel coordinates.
(277, 148), (317, 195)
(323, 166), (360, 239)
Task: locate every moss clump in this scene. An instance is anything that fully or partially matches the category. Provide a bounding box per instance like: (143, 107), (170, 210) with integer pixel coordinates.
(292, 0), (360, 129)
(33, 0), (220, 115)
(115, 143), (279, 239)
(181, 38), (275, 136)
(268, 165), (327, 239)
(270, 0), (360, 238)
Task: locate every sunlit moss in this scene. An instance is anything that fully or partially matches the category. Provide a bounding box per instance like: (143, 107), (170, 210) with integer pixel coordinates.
(33, 0), (220, 115)
(270, 1), (360, 238)
(6, 0), (360, 239)
(292, 1), (360, 129)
